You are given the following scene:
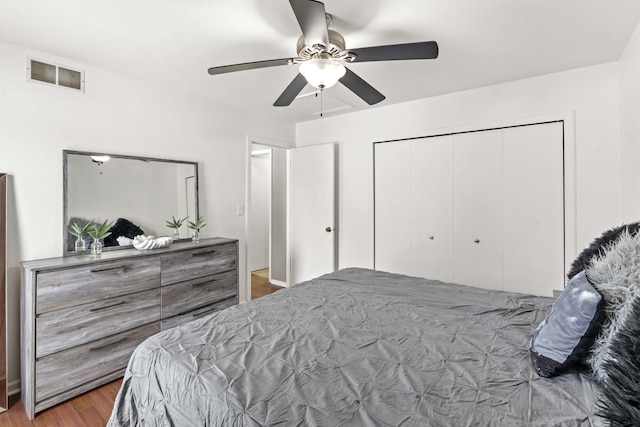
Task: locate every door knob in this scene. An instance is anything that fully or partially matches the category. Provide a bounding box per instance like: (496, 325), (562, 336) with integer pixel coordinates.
(325, 227), (333, 232)
(429, 236), (434, 240)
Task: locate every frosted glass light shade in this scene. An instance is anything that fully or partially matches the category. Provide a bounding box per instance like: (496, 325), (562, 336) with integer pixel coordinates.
(299, 58), (346, 89)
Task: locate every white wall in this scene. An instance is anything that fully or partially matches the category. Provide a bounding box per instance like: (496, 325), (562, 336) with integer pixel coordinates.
(0, 41), (293, 392)
(619, 20), (640, 222)
(296, 62), (622, 273)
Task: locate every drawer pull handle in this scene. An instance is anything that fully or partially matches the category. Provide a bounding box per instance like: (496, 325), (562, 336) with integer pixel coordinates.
(89, 337), (127, 352)
(192, 251), (216, 258)
(90, 265), (126, 273)
(192, 279), (215, 288)
(89, 301), (126, 312)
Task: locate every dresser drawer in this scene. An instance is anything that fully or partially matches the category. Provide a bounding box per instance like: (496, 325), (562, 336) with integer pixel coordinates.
(36, 258), (160, 314)
(36, 288), (161, 358)
(35, 322), (160, 403)
(161, 296), (237, 330)
(161, 243), (236, 286)
(161, 269), (237, 318)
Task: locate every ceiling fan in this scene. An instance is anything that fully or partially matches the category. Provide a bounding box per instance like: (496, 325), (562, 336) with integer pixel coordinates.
(207, 0), (439, 107)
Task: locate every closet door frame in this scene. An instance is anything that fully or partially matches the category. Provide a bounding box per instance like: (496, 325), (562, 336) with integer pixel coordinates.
(373, 111), (578, 285)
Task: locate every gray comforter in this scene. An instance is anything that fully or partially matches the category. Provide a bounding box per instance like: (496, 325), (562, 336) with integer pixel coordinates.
(108, 268), (602, 426)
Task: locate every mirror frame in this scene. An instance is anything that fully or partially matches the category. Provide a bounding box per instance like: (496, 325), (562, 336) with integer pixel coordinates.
(0, 173), (6, 413)
(63, 150), (199, 256)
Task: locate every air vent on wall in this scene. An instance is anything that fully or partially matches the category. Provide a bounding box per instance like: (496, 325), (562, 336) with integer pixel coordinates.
(27, 57), (84, 92)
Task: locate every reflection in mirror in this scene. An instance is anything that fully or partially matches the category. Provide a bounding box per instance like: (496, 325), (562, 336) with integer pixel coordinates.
(63, 151), (198, 256)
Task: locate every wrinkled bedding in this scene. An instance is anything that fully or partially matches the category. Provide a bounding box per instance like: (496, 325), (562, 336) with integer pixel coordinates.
(108, 268), (602, 426)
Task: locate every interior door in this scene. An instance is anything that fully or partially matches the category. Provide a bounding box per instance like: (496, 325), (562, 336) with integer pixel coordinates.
(289, 143), (336, 284)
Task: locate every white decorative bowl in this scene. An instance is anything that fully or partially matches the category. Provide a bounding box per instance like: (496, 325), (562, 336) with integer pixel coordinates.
(133, 235), (173, 250)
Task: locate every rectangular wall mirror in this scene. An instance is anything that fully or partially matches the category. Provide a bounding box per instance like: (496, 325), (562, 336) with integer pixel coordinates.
(63, 151), (199, 256)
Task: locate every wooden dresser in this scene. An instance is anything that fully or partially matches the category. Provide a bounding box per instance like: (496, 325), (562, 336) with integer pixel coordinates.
(20, 237), (238, 419)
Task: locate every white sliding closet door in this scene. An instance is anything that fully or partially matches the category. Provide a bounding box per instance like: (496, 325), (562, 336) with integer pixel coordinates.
(452, 130), (504, 290)
(411, 136), (453, 282)
(503, 123), (564, 295)
(374, 141), (411, 274)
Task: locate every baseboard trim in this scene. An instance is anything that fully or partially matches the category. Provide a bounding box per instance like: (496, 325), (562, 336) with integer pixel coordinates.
(271, 279), (287, 288)
(8, 379), (20, 396)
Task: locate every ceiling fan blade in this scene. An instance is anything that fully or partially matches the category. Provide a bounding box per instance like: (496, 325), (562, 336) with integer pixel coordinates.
(273, 73), (308, 106)
(339, 67), (385, 105)
(289, 0), (330, 49)
(349, 41), (439, 63)
(208, 58), (293, 75)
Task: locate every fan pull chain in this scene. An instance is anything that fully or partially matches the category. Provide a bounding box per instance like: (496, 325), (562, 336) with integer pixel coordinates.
(315, 89), (324, 117)
(314, 88), (324, 117)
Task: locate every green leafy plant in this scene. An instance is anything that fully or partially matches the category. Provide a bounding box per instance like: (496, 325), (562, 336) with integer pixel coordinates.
(187, 216), (206, 231)
(87, 219), (114, 240)
(165, 215), (187, 230)
(68, 220), (94, 238)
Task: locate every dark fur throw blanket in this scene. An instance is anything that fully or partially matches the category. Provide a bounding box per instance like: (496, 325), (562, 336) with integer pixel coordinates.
(104, 218), (145, 247)
(567, 222), (640, 280)
(585, 230), (640, 426)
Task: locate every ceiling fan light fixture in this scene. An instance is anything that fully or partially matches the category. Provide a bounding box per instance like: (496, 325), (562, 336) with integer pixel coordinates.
(207, 0), (438, 107)
(299, 56), (346, 89)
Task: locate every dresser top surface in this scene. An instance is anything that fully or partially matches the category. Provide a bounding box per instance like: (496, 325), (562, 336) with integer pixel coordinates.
(21, 237), (238, 271)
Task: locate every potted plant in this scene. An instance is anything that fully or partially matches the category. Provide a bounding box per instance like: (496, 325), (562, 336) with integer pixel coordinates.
(165, 215), (187, 239)
(187, 216), (206, 243)
(68, 220), (94, 252)
(87, 219), (114, 256)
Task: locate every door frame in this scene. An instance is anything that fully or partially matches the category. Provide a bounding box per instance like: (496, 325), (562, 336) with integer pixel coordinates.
(372, 111), (577, 274)
(244, 135), (293, 302)
(249, 146), (272, 280)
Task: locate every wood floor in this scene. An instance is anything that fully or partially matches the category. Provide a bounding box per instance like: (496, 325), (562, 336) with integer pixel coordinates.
(251, 270), (284, 299)
(1, 378), (122, 426)
(0, 275), (283, 426)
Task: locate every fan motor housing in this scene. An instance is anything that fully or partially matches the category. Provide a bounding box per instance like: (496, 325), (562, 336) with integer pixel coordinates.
(297, 30), (351, 61)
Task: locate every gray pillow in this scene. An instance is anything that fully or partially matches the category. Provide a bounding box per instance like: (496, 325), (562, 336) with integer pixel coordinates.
(530, 271), (605, 377)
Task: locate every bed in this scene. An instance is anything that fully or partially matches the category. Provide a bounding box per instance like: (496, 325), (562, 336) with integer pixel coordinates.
(107, 267), (603, 426)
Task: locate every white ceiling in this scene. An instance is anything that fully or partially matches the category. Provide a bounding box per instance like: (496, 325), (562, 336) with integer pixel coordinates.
(1, 0), (640, 125)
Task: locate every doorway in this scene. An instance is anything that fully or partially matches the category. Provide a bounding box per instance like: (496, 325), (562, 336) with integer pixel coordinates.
(245, 139), (337, 302)
(248, 142), (288, 300)
(249, 146), (270, 277)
